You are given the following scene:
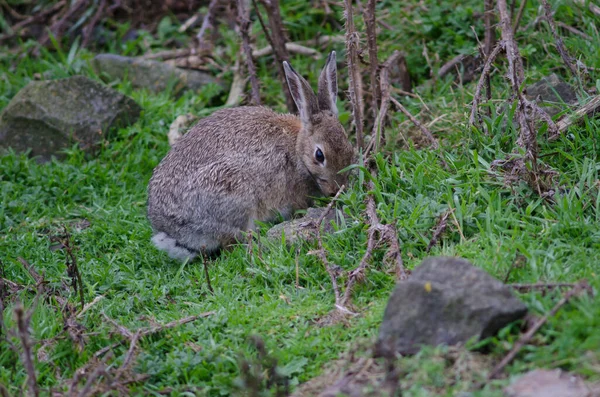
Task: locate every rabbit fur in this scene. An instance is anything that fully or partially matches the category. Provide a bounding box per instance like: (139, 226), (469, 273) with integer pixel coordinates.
(147, 51), (354, 261)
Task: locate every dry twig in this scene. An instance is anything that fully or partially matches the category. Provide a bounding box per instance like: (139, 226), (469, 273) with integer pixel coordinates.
(369, 51), (403, 154)
(485, 280), (591, 382)
(41, 0), (90, 47)
(0, 1), (66, 43)
(556, 21), (592, 41)
(252, 42), (319, 58)
(17, 257), (45, 288)
(469, 43), (504, 126)
(541, 0), (578, 76)
(256, 0), (295, 112)
(201, 253), (214, 294)
(363, 0), (381, 121)
(512, 0), (527, 33)
(551, 95), (600, 139)
(573, 0), (600, 16)
(343, 0), (365, 149)
(484, 0), (496, 57)
(237, 0), (261, 105)
(311, 186), (346, 308)
(196, 0), (221, 48)
(341, 173), (407, 308)
(58, 227), (85, 310)
(225, 54), (246, 106)
(426, 209), (453, 253)
(390, 96), (438, 149)
(81, 0), (106, 48)
(509, 282), (581, 292)
(14, 303), (40, 397)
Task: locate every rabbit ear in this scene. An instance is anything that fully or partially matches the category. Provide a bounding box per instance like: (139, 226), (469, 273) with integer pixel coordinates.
(283, 61), (319, 126)
(317, 51), (338, 116)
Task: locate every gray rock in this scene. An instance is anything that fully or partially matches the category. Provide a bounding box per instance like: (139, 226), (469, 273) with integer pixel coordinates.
(376, 256), (527, 356)
(266, 207), (347, 245)
(0, 76), (141, 162)
(526, 74), (578, 116)
(92, 54), (221, 95)
(505, 369), (600, 397)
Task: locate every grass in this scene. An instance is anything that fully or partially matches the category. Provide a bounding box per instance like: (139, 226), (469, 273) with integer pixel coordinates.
(1, 0), (600, 395)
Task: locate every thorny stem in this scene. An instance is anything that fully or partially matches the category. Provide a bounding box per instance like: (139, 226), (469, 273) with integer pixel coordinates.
(343, 0), (365, 149)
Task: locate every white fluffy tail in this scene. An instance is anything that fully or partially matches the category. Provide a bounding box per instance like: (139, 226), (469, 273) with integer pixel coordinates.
(151, 232), (197, 262)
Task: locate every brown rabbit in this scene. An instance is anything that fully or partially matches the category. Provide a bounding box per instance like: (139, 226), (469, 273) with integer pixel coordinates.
(147, 52), (354, 261)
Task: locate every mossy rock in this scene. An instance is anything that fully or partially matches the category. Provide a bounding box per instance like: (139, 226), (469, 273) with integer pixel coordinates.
(0, 75), (141, 162)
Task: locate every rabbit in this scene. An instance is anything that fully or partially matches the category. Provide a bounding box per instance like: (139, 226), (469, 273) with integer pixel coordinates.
(147, 51), (354, 261)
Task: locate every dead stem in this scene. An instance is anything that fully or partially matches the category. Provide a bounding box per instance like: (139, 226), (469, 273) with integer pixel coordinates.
(541, 0), (578, 76)
(256, 0), (295, 112)
(343, 0), (365, 149)
(14, 302), (39, 397)
(484, 280), (591, 383)
(390, 96), (438, 149)
(237, 0), (261, 105)
(469, 42), (504, 126)
(363, 0), (380, 122)
(312, 186), (346, 307)
(369, 51), (403, 154)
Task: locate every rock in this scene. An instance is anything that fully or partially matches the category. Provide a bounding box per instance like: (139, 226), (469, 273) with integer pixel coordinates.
(0, 76), (141, 162)
(526, 74), (578, 116)
(375, 256), (527, 356)
(266, 207), (347, 245)
(505, 369), (600, 397)
(92, 54), (221, 95)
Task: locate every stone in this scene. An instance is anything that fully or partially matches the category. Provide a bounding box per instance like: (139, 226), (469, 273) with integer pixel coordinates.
(92, 54), (221, 95)
(376, 256), (528, 356)
(0, 76), (141, 162)
(266, 207), (348, 245)
(526, 74), (578, 116)
(505, 369), (600, 397)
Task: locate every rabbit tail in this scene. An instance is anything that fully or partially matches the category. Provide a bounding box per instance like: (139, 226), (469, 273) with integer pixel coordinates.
(151, 232), (198, 262)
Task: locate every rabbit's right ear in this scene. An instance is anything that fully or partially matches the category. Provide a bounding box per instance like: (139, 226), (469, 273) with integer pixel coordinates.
(317, 51), (338, 116)
(283, 61), (319, 126)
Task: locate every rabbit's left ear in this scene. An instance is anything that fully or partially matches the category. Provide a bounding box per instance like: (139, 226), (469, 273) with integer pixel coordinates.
(283, 61), (319, 126)
(317, 51), (338, 116)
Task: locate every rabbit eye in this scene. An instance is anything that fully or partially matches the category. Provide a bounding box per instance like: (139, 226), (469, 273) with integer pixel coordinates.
(315, 148), (325, 163)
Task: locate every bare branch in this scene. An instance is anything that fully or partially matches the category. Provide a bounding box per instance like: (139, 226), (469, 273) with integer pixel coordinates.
(470, 42), (504, 126)
(256, 0), (296, 113)
(556, 21), (592, 41)
(512, 0), (527, 33)
(81, 0), (106, 48)
(572, 0), (600, 16)
(484, 0), (496, 56)
(252, 42), (319, 58)
(550, 95), (600, 139)
(311, 186), (346, 308)
(363, 0), (381, 122)
(541, 0), (578, 76)
(225, 54), (246, 107)
(14, 303), (39, 397)
(390, 96), (438, 149)
(369, 51), (403, 154)
(426, 209), (453, 253)
(486, 280), (591, 381)
(237, 0), (261, 105)
(196, 0), (221, 48)
(509, 282), (582, 292)
(343, 0), (365, 149)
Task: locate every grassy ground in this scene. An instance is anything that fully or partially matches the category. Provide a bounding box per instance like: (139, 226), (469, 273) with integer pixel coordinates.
(1, 0), (600, 395)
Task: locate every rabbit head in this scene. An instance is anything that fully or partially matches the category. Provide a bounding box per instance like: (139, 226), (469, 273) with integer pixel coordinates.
(283, 51), (355, 197)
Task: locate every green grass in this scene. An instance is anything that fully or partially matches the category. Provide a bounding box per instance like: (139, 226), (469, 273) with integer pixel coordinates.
(1, 0), (600, 395)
